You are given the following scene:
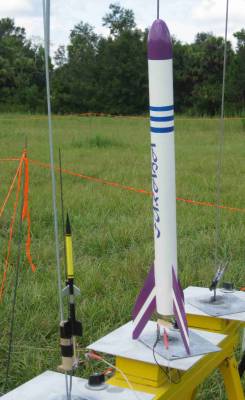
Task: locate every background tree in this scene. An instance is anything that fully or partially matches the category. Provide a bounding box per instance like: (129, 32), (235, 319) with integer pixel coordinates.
(0, 18), (46, 112)
(226, 30), (245, 114)
(0, 5), (244, 116)
(102, 2), (136, 37)
(52, 22), (99, 113)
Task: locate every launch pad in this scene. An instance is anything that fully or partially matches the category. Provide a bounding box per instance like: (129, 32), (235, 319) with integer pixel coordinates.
(88, 321), (222, 366)
(2, 288), (244, 400)
(185, 286), (245, 319)
(140, 327), (220, 361)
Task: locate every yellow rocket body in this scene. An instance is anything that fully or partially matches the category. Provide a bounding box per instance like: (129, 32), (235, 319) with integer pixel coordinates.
(65, 234), (74, 279)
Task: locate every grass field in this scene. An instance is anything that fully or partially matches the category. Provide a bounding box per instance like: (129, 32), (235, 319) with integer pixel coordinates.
(0, 114), (244, 398)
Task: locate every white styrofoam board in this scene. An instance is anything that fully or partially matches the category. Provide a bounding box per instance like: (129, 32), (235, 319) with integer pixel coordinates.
(88, 321), (225, 371)
(1, 371), (154, 400)
(184, 286), (245, 321)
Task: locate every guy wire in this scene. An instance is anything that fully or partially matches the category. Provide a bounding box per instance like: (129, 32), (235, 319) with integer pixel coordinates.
(214, 0), (229, 268)
(3, 143), (26, 393)
(42, 0), (64, 322)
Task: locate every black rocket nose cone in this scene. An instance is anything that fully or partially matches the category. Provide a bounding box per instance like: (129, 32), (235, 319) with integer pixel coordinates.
(66, 213), (72, 235)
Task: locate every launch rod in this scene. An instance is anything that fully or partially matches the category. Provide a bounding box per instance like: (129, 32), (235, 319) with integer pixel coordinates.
(42, 0), (64, 322)
(42, 4), (72, 400)
(157, 0), (160, 19)
(214, 0), (229, 267)
(59, 148), (67, 280)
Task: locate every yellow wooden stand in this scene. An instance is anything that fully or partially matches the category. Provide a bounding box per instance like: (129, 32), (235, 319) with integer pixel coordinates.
(108, 315), (245, 399)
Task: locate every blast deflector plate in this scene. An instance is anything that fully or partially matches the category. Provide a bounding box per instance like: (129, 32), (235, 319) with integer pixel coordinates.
(140, 329), (220, 360)
(188, 293), (245, 317)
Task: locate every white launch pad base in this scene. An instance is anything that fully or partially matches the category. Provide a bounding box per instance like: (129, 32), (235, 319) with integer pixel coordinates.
(185, 286), (245, 321)
(88, 321), (225, 371)
(1, 371), (154, 400)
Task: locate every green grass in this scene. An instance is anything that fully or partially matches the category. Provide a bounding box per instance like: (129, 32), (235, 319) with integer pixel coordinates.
(0, 114), (244, 397)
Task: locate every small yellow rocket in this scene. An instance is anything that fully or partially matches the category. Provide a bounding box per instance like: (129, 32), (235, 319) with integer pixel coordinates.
(60, 214), (82, 372)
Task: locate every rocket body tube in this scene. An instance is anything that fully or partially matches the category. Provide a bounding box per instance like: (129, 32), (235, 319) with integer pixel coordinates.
(148, 20), (177, 316)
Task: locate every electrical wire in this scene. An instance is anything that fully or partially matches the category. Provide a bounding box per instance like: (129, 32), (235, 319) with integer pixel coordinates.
(152, 326), (181, 384)
(86, 352), (142, 400)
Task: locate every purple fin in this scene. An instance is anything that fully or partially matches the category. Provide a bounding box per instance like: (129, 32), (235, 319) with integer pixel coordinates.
(132, 264), (156, 339)
(178, 277), (185, 302)
(172, 266), (190, 355)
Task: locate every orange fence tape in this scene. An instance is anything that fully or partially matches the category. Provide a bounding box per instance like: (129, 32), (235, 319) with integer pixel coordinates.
(0, 151), (36, 301)
(22, 152), (36, 273)
(29, 159), (245, 214)
(0, 161), (22, 219)
(0, 157), (245, 214)
(0, 155), (24, 300)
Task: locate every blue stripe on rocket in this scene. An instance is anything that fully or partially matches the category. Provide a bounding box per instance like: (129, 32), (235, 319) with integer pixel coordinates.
(150, 105), (174, 111)
(151, 127), (174, 133)
(150, 116), (174, 122)
(150, 105), (174, 134)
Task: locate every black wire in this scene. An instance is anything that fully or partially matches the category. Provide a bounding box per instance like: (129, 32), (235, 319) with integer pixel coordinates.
(3, 148), (25, 393)
(152, 327), (181, 385)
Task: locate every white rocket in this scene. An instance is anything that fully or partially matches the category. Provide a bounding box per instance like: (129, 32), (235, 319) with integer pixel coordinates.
(132, 18), (189, 354)
(148, 19), (177, 316)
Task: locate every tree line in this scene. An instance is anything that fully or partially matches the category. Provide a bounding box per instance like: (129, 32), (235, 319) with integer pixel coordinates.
(0, 3), (244, 116)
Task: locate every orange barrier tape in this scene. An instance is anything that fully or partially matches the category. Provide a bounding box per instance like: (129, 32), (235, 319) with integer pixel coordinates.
(175, 197), (245, 213)
(0, 151), (36, 301)
(0, 155), (24, 301)
(0, 158), (20, 162)
(0, 162), (22, 219)
(22, 151), (36, 272)
(29, 159), (245, 214)
(1, 157), (245, 214)
(28, 159), (152, 196)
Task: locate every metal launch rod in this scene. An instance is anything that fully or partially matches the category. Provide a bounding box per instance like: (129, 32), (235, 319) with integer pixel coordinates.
(157, 0), (160, 19)
(42, 2), (72, 399)
(42, 0), (64, 322)
(59, 148), (67, 280)
(42, 3), (73, 399)
(214, 0), (229, 268)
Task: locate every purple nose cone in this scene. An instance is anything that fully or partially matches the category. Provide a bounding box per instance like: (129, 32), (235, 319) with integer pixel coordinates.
(148, 19), (172, 60)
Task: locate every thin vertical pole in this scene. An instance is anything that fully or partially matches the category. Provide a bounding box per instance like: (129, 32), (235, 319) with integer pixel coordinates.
(214, 0), (229, 267)
(157, 0), (160, 19)
(42, 0), (64, 322)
